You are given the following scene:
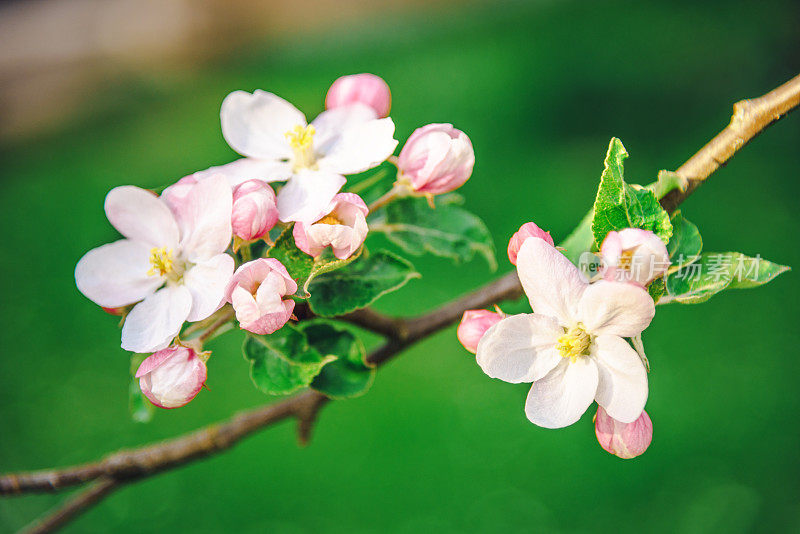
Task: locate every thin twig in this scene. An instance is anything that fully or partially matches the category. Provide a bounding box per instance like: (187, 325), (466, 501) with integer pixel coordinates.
(3, 73), (799, 532)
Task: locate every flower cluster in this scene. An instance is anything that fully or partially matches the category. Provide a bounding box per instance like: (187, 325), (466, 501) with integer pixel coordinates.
(459, 222), (664, 458)
(75, 74), (475, 410)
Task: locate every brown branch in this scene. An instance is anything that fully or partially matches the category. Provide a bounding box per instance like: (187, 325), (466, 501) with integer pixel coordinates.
(660, 73), (800, 212)
(3, 73), (799, 532)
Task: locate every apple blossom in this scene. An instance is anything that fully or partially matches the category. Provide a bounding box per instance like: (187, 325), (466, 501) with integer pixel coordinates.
(136, 345), (208, 409)
(457, 309), (504, 354)
(220, 90), (398, 223)
(601, 228), (670, 286)
(231, 180), (278, 241)
(293, 193), (368, 260)
(325, 73), (392, 118)
(595, 406), (653, 459)
(507, 222), (554, 265)
(225, 258), (297, 335)
(75, 175), (234, 353)
(476, 237), (655, 428)
(397, 123), (474, 195)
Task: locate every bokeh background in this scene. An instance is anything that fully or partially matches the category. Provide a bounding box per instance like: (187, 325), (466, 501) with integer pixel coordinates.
(1, 0), (799, 532)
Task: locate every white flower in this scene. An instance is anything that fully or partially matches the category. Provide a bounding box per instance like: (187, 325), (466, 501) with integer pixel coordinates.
(220, 90), (398, 223)
(476, 237), (655, 428)
(75, 175), (234, 353)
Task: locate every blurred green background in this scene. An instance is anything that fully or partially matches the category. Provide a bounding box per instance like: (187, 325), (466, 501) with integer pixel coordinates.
(1, 0), (799, 532)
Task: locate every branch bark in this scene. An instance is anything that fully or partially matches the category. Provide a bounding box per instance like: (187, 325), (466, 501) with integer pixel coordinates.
(3, 72), (798, 532)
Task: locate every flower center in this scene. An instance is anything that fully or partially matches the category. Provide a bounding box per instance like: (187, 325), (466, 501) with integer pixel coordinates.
(556, 323), (591, 363)
(147, 247), (175, 277)
(285, 124), (317, 170)
(618, 249), (635, 269)
(315, 214), (343, 225)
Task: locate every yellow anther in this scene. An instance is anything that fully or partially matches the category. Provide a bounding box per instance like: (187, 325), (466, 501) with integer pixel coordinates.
(285, 124), (317, 170)
(618, 249), (634, 269)
(147, 247), (174, 277)
(556, 323), (591, 363)
(316, 214), (343, 225)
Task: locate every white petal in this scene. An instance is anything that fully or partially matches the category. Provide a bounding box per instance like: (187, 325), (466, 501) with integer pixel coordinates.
(524, 358), (599, 429)
(276, 170), (346, 223)
(592, 335), (648, 423)
(475, 314), (562, 383)
(75, 239), (162, 308)
(175, 175), (233, 261)
(316, 117), (398, 175)
(121, 285), (192, 353)
(105, 186), (179, 248)
(231, 285), (260, 325)
(311, 103), (378, 154)
(516, 237), (588, 324)
(220, 90), (306, 160)
(183, 254), (235, 322)
(192, 158), (293, 187)
(577, 280), (655, 337)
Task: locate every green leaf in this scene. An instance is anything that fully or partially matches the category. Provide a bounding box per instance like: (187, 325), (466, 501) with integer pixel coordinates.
(666, 211), (702, 267)
(591, 138), (673, 247)
(664, 252), (790, 304)
(243, 326), (335, 395)
(266, 225), (363, 297)
(649, 170), (688, 200)
(370, 195), (497, 270)
(308, 250), (420, 317)
(303, 322), (375, 398)
(647, 277), (666, 304)
(266, 226), (313, 291)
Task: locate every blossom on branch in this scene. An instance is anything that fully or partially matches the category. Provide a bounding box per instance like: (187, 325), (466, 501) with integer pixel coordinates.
(293, 193), (369, 260)
(136, 344), (208, 409)
(476, 237), (655, 428)
(225, 258), (297, 335)
(231, 180), (279, 242)
(397, 123), (474, 195)
(594, 406), (653, 459)
(75, 175), (234, 353)
(457, 309), (505, 353)
(600, 228), (670, 286)
(325, 73), (391, 118)
(220, 90), (398, 223)
(507, 221), (554, 265)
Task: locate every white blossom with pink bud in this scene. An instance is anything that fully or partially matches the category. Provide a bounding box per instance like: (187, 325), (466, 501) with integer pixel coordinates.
(325, 73), (392, 118)
(225, 258), (297, 335)
(293, 193), (369, 260)
(220, 90), (397, 223)
(594, 406), (653, 459)
(600, 228), (670, 286)
(507, 222), (554, 265)
(476, 237), (655, 428)
(75, 175), (234, 354)
(397, 123), (474, 195)
(457, 309), (505, 354)
(231, 180), (278, 241)
(136, 345), (208, 409)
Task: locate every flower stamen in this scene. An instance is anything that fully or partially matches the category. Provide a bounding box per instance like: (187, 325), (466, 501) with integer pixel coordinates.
(556, 323), (591, 363)
(148, 247), (175, 277)
(285, 124), (317, 170)
(315, 214), (343, 225)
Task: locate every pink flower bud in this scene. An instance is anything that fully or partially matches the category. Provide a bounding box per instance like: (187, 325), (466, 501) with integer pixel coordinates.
(507, 222), (555, 265)
(325, 73), (392, 118)
(293, 193), (368, 260)
(594, 406), (653, 459)
(601, 228), (670, 286)
(231, 180), (278, 241)
(397, 123), (474, 195)
(136, 345), (208, 409)
(225, 258), (297, 335)
(457, 309), (504, 354)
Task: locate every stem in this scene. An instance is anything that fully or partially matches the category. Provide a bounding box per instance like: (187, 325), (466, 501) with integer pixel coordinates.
(197, 307), (236, 344)
(368, 185), (405, 213)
